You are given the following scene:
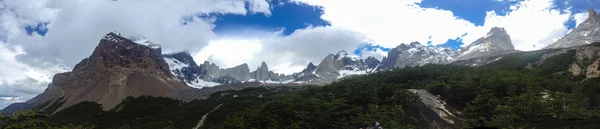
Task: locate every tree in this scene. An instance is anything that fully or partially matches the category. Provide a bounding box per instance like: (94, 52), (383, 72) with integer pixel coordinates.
(0, 110), (53, 129)
(464, 89), (499, 123)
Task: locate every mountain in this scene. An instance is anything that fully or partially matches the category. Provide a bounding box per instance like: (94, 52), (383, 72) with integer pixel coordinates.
(249, 61), (294, 82)
(1, 95), (40, 115)
(28, 32), (189, 113)
(457, 27), (515, 60)
(380, 42), (459, 69)
(28, 42), (600, 129)
(164, 50), (380, 86)
(290, 50), (380, 84)
(545, 8), (600, 49)
(163, 52), (292, 87)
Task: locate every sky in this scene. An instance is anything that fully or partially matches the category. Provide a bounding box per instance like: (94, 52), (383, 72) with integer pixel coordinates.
(0, 0), (599, 109)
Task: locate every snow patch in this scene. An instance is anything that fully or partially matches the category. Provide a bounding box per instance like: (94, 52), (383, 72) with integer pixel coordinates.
(337, 69), (367, 79)
(102, 34), (125, 43)
(133, 39), (161, 49)
(187, 78), (222, 89)
(164, 57), (188, 70)
(259, 79), (295, 84)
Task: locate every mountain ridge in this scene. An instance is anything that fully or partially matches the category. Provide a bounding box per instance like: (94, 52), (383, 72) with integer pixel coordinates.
(545, 7), (600, 49)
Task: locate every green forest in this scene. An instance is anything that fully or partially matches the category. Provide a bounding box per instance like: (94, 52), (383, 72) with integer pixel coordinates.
(2, 49), (600, 129)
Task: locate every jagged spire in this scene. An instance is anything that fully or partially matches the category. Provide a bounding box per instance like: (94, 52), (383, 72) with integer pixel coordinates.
(590, 7), (597, 22)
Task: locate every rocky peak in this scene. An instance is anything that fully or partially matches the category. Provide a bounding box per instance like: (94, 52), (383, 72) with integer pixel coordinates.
(590, 7), (598, 23)
(301, 62), (317, 73)
(252, 61), (270, 81)
(410, 42), (423, 48)
(260, 61), (268, 70)
(395, 43), (413, 51)
(33, 32), (189, 112)
(545, 8), (600, 49)
(163, 52), (203, 87)
(333, 50), (349, 60)
(457, 27), (514, 60)
(380, 42), (459, 70)
(164, 52), (197, 67)
(365, 56), (381, 69)
(83, 32), (172, 77)
(488, 27), (507, 36)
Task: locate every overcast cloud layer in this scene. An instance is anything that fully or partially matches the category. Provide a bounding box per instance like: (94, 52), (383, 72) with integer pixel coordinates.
(0, 0), (594, 108)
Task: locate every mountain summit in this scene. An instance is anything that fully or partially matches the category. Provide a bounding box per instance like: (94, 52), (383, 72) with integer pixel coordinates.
(457, 27), (515, 60)
(380, 42), (459, 69)
(31, 32), (189, 112)
(545, 8), (600, 49)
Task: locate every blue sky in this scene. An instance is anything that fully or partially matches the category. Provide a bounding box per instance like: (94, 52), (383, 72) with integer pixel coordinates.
(197, 0), (600, 56)
(21, 0), (600, 57)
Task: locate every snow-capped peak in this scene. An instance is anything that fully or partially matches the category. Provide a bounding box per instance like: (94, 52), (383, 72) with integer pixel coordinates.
(410, 42), (423, 48)
(379, 41), (459, 69)
(456, 27), (513, 60)
(129, 36), (161, 49)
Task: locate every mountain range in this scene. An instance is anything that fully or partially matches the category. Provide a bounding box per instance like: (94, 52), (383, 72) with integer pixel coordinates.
(3, 7), (600, 121)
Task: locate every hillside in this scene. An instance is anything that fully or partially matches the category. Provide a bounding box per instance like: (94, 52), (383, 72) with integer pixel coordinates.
(4, 43), (600, 129)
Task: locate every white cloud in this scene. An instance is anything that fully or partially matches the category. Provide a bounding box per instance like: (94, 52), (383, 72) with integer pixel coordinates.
(195, 26), (367, 74)
(573, 12), (589, 28)
(2, 0), (273, 68)
(461, 0), (572, 51)
(0, 42), (65, 109)
(291, 0), (478, 48)
(360, 48), (388, 61)
(0, 0), (271, 109)
(194, 39), (263, 68)
(293, 0), (578, 51)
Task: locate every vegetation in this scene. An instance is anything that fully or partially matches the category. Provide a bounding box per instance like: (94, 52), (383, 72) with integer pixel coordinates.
(0, 110), (83, 129)
(4, 49), (600, 128)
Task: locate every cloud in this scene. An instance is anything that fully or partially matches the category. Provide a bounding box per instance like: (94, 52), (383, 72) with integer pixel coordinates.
(195, 26), (367, 74)
(194, 39), (264, 68)
(359, 48), (388, 61)
(291, 0), (478, 48)
(461, 0), (572, 51)
(1, 0), (272, 68)
(0, 0), (272, 109)
(293, 0), (580, 51)
(573, 12), (589, 28)
(0, 42), (63, 109)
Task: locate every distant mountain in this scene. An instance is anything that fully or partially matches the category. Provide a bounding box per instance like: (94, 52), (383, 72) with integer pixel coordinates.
(545, 8), (600, 49)
(1, 95), (40, 115)
(457, 27), (516, 60)
(380, 42), (459, 69)
(164, 50), (380, 86)
(163, 52), (291, 86)
(294, 50), (380, 84)
(28, 32), (189, 113)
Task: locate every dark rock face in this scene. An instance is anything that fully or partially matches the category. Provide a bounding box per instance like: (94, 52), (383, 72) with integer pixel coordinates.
(365, 56), (381, 70)
(380, 42), (458, 70)
(164, 52), (202, 84)
(31, 32), (189, 113)
(457, 27), (515, 60)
